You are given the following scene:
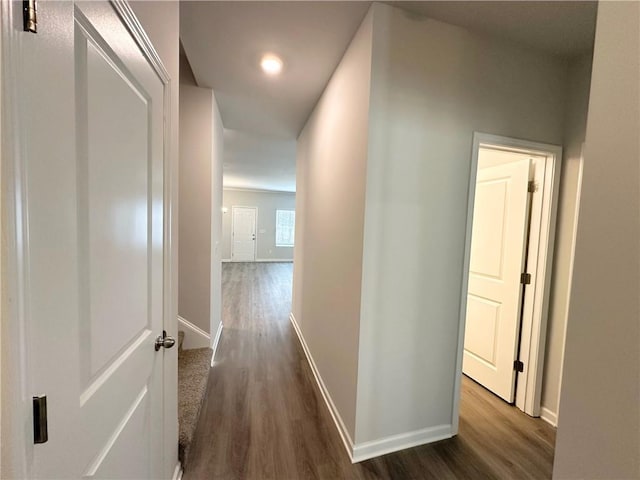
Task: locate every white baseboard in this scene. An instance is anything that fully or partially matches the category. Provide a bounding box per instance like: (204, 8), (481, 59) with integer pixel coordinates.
(290, 312), (456, 464)
(540, 406), (558, 427)
(289, 313), (355, 461)
(352, 424), (453, 463)
(222, 258), (232, 263)
(211, 321), (223, 366)
(177, 316), (211, 350)
(172, 462), (182, 480)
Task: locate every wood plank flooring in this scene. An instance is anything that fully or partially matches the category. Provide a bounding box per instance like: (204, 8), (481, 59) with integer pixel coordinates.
(185, 262), (556, 479)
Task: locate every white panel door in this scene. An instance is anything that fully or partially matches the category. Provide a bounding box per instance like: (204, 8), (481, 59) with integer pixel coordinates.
(463, 154), (532, 402)
(232, 207), (257, 261)
(17, 2), (171, 478)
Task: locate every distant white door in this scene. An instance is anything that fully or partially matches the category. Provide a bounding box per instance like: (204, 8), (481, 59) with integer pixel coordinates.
(232, 207), (257, 261)
(463, 155), (532, 402)
(16, 1), (171, 478)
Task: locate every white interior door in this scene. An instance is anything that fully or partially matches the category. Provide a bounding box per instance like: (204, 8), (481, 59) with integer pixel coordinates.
(232, 207), (257, 261)
(19, 2), (171, 478)
(463, 152), (532, 402)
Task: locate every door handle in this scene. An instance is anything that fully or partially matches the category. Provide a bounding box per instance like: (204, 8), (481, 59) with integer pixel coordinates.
(155, 330), (175, 351)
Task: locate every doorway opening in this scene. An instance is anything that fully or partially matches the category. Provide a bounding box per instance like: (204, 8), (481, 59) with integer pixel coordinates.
(455, 132), (563, 422)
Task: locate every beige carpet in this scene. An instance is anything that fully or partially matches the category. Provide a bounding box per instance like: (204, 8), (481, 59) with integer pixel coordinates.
(178, 345), (212, 467)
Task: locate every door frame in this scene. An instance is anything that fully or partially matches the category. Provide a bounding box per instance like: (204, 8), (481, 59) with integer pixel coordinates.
(0, 1), (177, 477)
(231, 205), (258, 262)
(2, 0), (35, 474)
(453, 132), (562, 429)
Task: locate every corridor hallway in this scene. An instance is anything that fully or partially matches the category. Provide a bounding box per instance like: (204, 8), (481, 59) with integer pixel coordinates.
(185, 263), (555, 479)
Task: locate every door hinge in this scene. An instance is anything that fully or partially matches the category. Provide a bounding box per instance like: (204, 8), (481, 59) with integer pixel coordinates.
(528, 181), (537, 193)
(33, 395), (48, 444)
(520, 273), (532, 284)
(23, 0), (37, 33)
(514, 360), (524, 373)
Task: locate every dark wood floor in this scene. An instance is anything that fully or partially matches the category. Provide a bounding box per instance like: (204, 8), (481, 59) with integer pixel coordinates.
(185, 262), (556, 479)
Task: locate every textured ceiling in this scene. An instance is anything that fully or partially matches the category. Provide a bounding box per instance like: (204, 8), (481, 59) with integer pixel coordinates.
(180, 1), (597, 192)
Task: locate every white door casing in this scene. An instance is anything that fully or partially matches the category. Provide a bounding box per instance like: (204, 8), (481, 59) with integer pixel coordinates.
(453, 134), (563, 431)
(232, 207), (257, 262)
(462, 153), (532, 402)
(10, 1), (172, 478)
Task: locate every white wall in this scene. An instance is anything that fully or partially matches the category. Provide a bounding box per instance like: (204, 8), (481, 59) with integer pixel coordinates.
(540, 53), (592, 426)
(179, 83), (212, 334)
(178, 53), (224, 340)
(210, 94), (224, 340)
(553, 2), (640, 478)
(293, 9), (373, 440)
(222, 189), (295, 261)
(127, 3), (180, 477)
(355, 3), (568, 447)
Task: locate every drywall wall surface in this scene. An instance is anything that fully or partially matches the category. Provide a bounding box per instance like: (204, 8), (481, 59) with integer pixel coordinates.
(179, 44), (197, 87)
(540, 52), (592, 425)
(210, 92), (224, 338)
(222, 189), (295, 261)
(292, 152), (306, 328)
(128, 2), (180, 477)
(553, 2), (640, 478)
(293, 8), (373, 439)
(179, 83), (212, 334)
(355, 3), (567, 444)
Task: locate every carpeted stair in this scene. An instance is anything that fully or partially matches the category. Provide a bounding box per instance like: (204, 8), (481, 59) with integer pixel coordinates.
(178, 331), (212, 468)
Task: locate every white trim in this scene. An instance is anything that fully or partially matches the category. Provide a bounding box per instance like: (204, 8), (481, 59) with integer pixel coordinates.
(352, 424), (453, 463)
(507, 138), (562, 417)
(0, 10), (3, 473)
(222, 258), (232, 263)
(291, 312), (454, 462)
(2, 0), (37, 475)
(171, 462), (183, 480)
(223, 186), (296, 195)
(210, 322), (223, 366)
(452, 132), (481, 433)
(111, 0), (170, 84)
(255, 259), (293, 263)
(177, 316), (211, 350)
(289, 313), (355, 462)
(231, 206), (258, 262)
(454, 132), (563, 429)
(554, 145), (584, 424)
(540, 407), (558, 427)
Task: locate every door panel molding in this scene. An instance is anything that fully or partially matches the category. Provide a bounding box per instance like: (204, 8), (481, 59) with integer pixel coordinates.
(1, 1), (176, 477)
(463, 157), (532, 401)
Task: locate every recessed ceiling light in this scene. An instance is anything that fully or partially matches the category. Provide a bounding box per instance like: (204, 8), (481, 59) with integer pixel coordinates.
(260, 54), (283, 75)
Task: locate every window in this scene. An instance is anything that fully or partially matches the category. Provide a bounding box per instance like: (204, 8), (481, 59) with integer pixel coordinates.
(275, 209), (295, 247)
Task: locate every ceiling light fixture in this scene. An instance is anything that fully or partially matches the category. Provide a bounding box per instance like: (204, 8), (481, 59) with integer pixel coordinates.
(260, 54), (283, 75)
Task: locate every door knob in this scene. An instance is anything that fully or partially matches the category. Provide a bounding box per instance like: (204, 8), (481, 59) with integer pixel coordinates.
(155, 330), (176, 351)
